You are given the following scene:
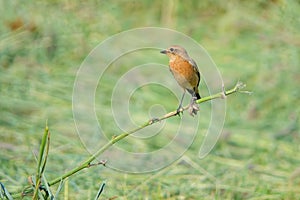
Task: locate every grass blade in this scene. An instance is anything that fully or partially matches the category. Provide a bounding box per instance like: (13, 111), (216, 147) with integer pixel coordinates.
(33, 123), (50, 199)
(94, 181), (106, 200)
(0, 182), (13, 200)
(53, 178), (64, 200)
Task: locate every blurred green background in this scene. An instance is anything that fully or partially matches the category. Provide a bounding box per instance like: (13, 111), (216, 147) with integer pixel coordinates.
(1, 0), (299, 199)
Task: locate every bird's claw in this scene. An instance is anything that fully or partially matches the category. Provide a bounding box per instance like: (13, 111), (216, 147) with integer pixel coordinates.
(188, 99), (199, 117)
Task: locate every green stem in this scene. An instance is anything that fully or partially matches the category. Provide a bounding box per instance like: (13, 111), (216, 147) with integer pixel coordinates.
(48, 123), (148, 186)
(12, 81), (247, 198)
(49, 82), (246, 186)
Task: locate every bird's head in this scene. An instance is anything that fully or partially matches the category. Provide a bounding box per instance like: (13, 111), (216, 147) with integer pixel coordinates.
(160, 45), (188, 61)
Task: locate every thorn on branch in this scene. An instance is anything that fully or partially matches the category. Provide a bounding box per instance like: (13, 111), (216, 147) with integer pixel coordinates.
(149, 118), (160, 124)
(89, 160), (107, 167)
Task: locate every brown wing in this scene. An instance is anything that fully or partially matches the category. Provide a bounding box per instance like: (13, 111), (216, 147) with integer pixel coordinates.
(188, 58), (200, 87)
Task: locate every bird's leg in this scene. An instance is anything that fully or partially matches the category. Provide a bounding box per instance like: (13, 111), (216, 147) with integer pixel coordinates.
(188, 93), (199, 116)
(176, 90), (186, 115)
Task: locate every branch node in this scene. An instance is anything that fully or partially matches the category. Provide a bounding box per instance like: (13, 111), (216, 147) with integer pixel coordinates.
(176, 107), (184, 116)
(149, 118), (160, 124)
(89, 160), (107, 167)
(221, 83), (227, 99)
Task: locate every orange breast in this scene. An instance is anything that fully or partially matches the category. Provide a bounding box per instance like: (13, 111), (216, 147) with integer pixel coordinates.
(169, 56), (199, 90)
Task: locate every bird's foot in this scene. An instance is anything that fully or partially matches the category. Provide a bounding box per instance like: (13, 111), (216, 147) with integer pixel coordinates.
(188, 98), (199, 116)
(188, 103), (199, 116)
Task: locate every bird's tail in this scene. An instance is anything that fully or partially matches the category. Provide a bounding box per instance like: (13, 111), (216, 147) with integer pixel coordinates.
(188, 88), (201, 100)
(194, 87), (201, 100)
(195, 91), (201, 100)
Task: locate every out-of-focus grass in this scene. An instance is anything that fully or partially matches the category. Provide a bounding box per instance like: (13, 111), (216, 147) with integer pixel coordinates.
(0, 0), (299, 199)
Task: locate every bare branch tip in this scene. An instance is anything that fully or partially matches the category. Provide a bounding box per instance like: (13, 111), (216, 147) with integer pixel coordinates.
(239, 90), (253, 95)
(234, 81), (252, 95)
(235, 81), (246, 90)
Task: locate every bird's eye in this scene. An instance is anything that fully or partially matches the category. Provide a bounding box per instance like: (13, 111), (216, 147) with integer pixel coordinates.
(170, 48), (174, 52)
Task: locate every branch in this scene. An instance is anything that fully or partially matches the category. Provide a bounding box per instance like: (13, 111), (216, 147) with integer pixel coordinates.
(12, 81), (249, 198)
(49, 81), (248, 185)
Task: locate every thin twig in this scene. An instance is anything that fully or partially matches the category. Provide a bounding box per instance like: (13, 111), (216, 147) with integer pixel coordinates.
(12, 81), (249, 198)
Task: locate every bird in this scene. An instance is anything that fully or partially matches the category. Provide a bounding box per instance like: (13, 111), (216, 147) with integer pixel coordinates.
(160, 45), (201, 116)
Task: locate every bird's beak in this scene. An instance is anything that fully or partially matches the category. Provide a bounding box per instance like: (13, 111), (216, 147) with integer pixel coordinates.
(160, 49), (167, 54)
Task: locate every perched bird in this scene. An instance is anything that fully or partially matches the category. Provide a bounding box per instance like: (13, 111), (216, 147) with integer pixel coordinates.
(160, 45), (201, 116)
